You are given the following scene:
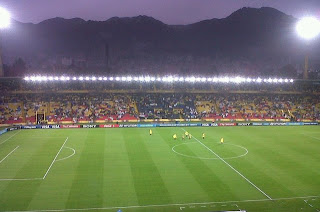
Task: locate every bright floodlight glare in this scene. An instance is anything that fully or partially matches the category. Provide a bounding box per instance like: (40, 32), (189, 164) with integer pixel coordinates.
(0, 7), (10, 29)
(296, 17), (320, 40)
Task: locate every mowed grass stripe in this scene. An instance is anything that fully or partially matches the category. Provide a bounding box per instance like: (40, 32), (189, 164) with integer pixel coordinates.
(0, 132), (63, 210)
(172, 128), (269, 201)
(143, 128), (211, 203)
(244, 128), (320, 197)
(123, 129), (172, 205)
(157, 127), (242, 202)
(103, 129), (139, 207)
(207, 127), (309, 197)
(0, 136), (64, 179)
(66, 129), (105, 209)
(207, 126), (320, 198)
(27, 130), (86, 211)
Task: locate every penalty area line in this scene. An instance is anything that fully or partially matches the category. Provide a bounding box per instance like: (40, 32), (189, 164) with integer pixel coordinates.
(0, 146), (20, 164)
(181, 128), (272, 200)
(3, 195), (320, 212)
(42, 137), (69, 179)
(0, 130), (21, 145)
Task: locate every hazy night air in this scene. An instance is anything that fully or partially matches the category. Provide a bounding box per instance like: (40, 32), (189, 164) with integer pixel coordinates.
(2, 0), (320, 24)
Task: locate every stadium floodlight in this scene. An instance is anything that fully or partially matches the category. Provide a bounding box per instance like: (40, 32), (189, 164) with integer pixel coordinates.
(219, 77), (229, 83)
(296, 17), (320, 40)
(22, 75), (296, 84)
(144, 76), (150, 82)
(138, 76), (144, 82)
(167, 76), (173, 82)
(0, 7), (10, 29)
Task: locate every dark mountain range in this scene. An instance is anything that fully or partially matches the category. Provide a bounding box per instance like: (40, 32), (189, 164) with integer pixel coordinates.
(1, 7), (318, 76)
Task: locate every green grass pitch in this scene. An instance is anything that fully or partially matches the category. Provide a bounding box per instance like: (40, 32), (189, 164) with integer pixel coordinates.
(0, 126), (319, 212)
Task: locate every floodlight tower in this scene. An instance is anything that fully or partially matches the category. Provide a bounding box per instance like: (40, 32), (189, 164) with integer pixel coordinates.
(0, 7), (10, 77)
(296, 17), (320, 79)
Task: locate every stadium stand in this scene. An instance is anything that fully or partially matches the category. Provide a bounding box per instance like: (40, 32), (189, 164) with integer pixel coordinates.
(0, 78), (319, 124)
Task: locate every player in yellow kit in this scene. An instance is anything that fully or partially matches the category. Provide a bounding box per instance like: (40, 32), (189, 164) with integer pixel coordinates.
(149, 129), (152, 135)
(202, 133), (205, 139)
(188, 134), (192, 139)
(173, 134), (177, 140)
(220, 137), (224, 144)
(182, 134), (185, 140)
(185, 131), (189, 137)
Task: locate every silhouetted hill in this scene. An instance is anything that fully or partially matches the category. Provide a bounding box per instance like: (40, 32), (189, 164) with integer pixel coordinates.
(1, 7), (318, 75)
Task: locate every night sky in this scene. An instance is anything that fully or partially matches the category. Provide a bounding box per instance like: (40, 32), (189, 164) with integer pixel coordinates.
(2, 0), (320, 24)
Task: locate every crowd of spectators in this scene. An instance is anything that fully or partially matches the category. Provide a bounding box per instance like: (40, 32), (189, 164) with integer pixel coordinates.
(136, 94), (199, 120)
(0, 92), (319, 124)
(196, 94), (320, 120)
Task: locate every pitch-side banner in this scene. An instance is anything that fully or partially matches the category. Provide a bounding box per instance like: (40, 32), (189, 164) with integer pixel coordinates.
(99, 124), (120, 128)
(218, 123), (236, 126)
(60, 125), (80, 128)
(0, 128), (7, 135)
(82, 125), (99, 128)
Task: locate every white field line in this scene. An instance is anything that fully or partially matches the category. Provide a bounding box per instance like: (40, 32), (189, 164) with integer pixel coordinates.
(42, 137), (69, 179)
(172, 142), (248, 160)
(0, 130), (21, 145)
(3, 195), (320, 212)
(56, 147), (76, 162)
(302, 133), (320, 141)
(0, 178), (42, 181)
(0, 146), (20, 164)
(181, 128), (272, 200)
